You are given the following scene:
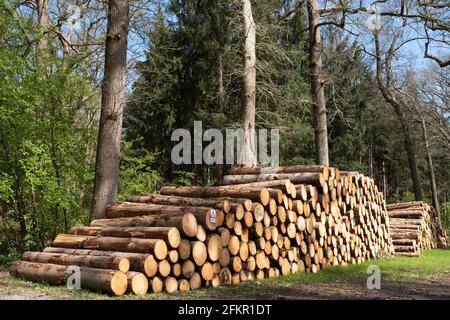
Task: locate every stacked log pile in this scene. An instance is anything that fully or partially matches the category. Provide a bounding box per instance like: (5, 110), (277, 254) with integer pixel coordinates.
(386, 201), (449, 257)
(11, 165), (395, 296)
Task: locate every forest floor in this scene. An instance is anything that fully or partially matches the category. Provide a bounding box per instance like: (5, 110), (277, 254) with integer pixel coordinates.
(0, 249), (449, 300)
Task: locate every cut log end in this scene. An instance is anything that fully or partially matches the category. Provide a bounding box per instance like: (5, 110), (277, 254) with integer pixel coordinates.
(164, 276), (178, 293)
(260, 188), (270, 206)
(201, 262), (214, 281)
(207, 234), (223, 262)
(151, 276), (163, 293)
(190, 272), (202, 290)
(154, 240), (168, 260)
(109, 271), (128, 296)
(118, 258), (130, 273)
(127, 272), (148, 296)
(144, 255), (158, 277)
(182, 213), (198, 238)
(192, 241), (207, 266)
(178, 279), (190, 292)
(168, 228), (181, 249)
(178, 239), (191, 260)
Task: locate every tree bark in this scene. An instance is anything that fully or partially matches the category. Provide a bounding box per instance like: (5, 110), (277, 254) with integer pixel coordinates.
(386, 201), (424, 210)
(421, 119), (440, 218)
(43, 247), (158, 277)
(69, 226), (181, 249)
(218, 54), (225, 112)
(307, 0), (329, 166)
(36, 0), (50, 51)
(228, 164), (329, 178)
(160, 185), (282, 206)
(10, 261), (128, 296)
(223, 173), (324, 186)
(398, 109), (423, 201)
(126, 194), (230, 213)
(52, 234), (167, 259)
(90, 213), (198, 238)
(22, 251), (130, 273)
(126, 271), (148, 295)
(240, 0), (257, 167)
(105, 203), (219, 231)
(90, 0), (129, 220)
(215, 55), (225, 184)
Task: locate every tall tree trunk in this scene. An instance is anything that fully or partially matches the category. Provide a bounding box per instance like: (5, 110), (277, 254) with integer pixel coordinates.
(307, 0), (329, 166)
(218, 54), (225, 113)
(240, 0), (257, 167)
(36, 0), (49, 51)
(374, 33), (422, 201)
(61, 20), (74, 60)
(368, 143), (373, 178)
(396, 107), (423, 201)
(216, 54), (225, 184)
(91, 0), (129, 220)
(382, 161), (387, 199)
(421, 119), (440, 218)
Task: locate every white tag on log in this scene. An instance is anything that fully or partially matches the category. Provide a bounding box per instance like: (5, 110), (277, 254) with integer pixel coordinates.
(210, 209), (217, 224)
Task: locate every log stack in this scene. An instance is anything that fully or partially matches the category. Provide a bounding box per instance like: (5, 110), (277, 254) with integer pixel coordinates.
(387, 201), (449, 256)
(11, 165), (395, 296)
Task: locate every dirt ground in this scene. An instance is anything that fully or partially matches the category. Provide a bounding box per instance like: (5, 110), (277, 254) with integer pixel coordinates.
(1, 270), (449, 300)
(259, 277), (450, 300)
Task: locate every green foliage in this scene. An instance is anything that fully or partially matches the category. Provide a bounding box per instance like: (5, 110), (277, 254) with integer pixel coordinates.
(323, 31), (377, 172)
(170, 170), (196, 186)
(280, 125), (315, 165)
(118, 140), (162, 201)
(1, 0), (449, 264)
(0, 3), (99, 255)
(387, 190), (417, 205)
(126, 1), (240, 184)
(440, 202), (450, 230)
(399, 191), (416, 203)
(127, 0), (432, 208)
(127, 1), (425, 202)
(0, 173), (13, 203)
(0, 249), (20, 267)
(126, 0), (312, 183)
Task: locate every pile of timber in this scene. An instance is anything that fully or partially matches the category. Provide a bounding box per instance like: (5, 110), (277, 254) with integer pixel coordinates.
(11, 165), (395, 296)
(386, 201), (449, 257)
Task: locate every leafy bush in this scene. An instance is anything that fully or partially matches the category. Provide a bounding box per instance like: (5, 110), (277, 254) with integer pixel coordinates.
(118, 140), (163, 201)
(170, 170), (196, 187)
(440, 202), (450, 230)
(0, 8), (98, 256)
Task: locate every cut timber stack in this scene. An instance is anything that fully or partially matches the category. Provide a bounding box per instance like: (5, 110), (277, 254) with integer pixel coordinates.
(11, 165), (395, 296)
(386, 201), (449, 257)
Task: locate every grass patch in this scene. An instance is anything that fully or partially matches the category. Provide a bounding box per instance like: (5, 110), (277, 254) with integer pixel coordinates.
(1, 249), (449, 300)
(156, 249), (450, 299)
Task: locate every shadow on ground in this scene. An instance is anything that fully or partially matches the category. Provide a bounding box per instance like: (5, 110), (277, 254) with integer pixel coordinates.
(1, 272), (450, 300)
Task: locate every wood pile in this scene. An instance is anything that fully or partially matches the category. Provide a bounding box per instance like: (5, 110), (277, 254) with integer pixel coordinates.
(386, 201), (449, 257)
(11, 165), (395, 296)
